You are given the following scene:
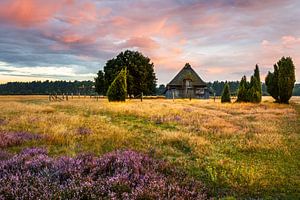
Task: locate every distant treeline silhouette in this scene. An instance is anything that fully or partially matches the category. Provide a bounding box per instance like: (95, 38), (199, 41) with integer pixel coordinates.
(0, 80), (299, 96)
(0, 80), (95, 95)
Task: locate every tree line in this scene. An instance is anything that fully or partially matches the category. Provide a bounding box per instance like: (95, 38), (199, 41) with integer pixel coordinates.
(1, 80), (299, 96)
(0, 80), (95, 95)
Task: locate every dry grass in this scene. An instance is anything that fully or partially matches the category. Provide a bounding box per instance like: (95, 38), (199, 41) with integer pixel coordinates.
(0, 95), (299, 199)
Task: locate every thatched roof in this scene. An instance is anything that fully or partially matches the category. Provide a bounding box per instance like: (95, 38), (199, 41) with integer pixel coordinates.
(167, 63), (207, 86)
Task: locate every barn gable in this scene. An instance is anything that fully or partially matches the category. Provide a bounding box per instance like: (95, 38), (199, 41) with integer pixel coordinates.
(168, 63), (206, 86)
(165, 63), (209, 99)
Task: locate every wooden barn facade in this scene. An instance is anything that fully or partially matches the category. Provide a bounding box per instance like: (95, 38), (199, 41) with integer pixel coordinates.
(165, 63), (210, 99)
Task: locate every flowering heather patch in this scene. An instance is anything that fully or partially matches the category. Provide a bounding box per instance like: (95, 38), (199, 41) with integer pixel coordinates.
(76, 127), (92, 135)
(0, 119), (6, 125)
(0, 132), (42, 148)
(0, 150), (11, 161)
(0, 148), (208, 199)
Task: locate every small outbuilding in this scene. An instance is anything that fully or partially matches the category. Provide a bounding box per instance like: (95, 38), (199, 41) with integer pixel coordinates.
(165, 63), (210, 99)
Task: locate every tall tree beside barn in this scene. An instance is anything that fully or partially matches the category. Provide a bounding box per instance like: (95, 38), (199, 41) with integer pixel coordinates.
(221, 82), (231, 103)
(266, 57), (295, 103)
(95, 50), (157, 97)
(107, 68), (127, 102)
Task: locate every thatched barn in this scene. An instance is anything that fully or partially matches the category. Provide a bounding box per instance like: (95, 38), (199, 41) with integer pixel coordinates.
(165, 63), (210, 99)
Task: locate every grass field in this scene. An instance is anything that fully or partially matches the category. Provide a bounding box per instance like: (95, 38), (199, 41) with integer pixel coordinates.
(0, 96), (299, 199)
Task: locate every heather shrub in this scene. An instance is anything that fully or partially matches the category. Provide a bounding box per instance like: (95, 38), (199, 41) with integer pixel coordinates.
(0, 150), (11, 161)
(0, 148), (208, 199)
(0, 132), (42, 148)
(76, 127), (92, 135)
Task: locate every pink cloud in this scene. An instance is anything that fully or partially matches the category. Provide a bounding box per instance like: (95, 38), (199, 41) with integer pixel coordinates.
(121, 37), (159, 49)
(0, 0), (64, 26)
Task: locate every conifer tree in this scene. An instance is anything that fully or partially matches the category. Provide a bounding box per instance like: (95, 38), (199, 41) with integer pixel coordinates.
(265, 65), (279, 102)
(266, 57), (295, 104)
(254, 64), (262, 102)
(221, 82), (231, 103)
(278, 57), (296, 103)
(237, 76), (247, 102)
(107, 68), (127, 102)
(249, 76), (260, 103)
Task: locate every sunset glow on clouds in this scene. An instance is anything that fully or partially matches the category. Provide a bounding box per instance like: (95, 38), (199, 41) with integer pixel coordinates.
(0, 0), (299, 84)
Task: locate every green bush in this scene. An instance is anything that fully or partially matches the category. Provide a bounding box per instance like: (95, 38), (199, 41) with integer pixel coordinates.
(237, 76), (247, 102)
(266, 65), (279, 101)
(221, 83), (231, 103)
(237, 66), (262, 103)
(107, 68), (127, 102)
(254, 64), (262, 102)
(266, 57), (295, 104)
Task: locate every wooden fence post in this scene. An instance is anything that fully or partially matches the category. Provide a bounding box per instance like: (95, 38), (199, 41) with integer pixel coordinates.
(172, 91), (175, 102)
(141, 92), (143, 102)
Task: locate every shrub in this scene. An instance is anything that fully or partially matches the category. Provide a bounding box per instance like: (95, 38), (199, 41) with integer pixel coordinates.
(266, 57), (296, 103)
(237, 76), (248, 102)
(265, 65), (279, 101)
(0, 148), (208, 199)
(221, 83), (231, 103)
(0, 132), (42, 148)
(249, 76), (261, 103)
(254, 64), (262, 102)
(237, 65), (262, 103)
(107, 68), (127, 102)
(0, 150), (11, 161)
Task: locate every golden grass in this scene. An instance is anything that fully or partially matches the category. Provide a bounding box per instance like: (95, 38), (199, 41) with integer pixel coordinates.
(0, 95), (299, 198)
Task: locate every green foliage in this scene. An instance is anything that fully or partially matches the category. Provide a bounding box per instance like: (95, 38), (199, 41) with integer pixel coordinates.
(249, 76), (261, 103)
(107, 68), (127, 102)
(254, 64), (262, 102)
(266, 65), (280, 101)
(102, 50), (157, 96)
(266, 57), (296, 103)
(237, 66), (262, 103)
(221, 83), (231, 103)
(94, 70), (105, 95)
(293, 84), (300, 96)
(156, 84), (166, 95)
(278, 57), (296, 103)
(237, 76), (248, 102)
(0, 80), (95, 95)
(208, 81), (240, 96)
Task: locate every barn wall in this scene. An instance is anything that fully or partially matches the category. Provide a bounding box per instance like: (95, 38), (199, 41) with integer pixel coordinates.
(165, 87), (210, 99)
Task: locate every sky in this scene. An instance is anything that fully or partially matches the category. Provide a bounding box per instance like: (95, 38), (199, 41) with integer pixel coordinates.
(0, 0), (299, 84)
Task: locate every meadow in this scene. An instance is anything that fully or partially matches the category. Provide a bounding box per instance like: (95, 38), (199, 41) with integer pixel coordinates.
(0, 95), (299, 199)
